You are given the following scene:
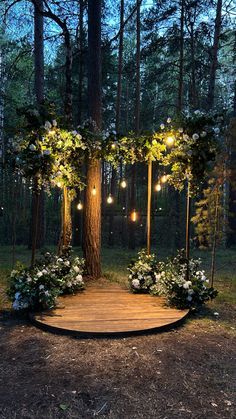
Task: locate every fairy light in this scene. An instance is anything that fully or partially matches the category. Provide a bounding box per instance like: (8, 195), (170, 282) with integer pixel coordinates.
(160, 174), (168, 184)
(77, 201), (83, 210)
(120, 179), (127, 189)
(92, 186), (96, 196)
(166, 136), (175, 147)
(111, 143), (116, 149)
(107, 195), (113, 204)
(131, 209), (137, 222)
(155, 183), (161, 192)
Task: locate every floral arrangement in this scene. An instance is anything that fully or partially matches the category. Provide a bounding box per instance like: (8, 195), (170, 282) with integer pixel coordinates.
(128, 250), (217, 309)
(128, 250), (159, 293)
(8, 248), (85, 311)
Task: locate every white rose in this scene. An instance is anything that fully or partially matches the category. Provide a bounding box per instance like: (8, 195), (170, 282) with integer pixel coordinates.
(29, 144), (36, 151)
(200, 131), (207, 138)
(43, 149), (51, 155)
(167, 117), (171, 123)
(192, 133), (199, 140)
(52, 119), (57, 127)
(183, 282), (189, 289)
(132, 279), (140, 289)
(73, 266), (80, 273)
(76, 274), (83, 282)
(214, 127), (220, 134)
(37, 272), (43, 278)
(39, 284), (44, 290)
(44, 121), (52, 130)
(178, 127), (184, 133)
(160, 124), (165, 130)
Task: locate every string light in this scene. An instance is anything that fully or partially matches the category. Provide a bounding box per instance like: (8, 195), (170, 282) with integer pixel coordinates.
(120, 179), (127, 188)
(111, 143), (116, 149)
(160, 174), (168, 183)
(77, 201), (83, 210)
(92, 186), (96, 196)
(131, 209), (137, 222)
(166, 136), (175, 147)
(107, 195), (113, 204)
(155, 182), (161, 192)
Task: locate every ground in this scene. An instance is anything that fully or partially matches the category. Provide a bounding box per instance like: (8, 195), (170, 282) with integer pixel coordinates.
(0, 247), (236, 418)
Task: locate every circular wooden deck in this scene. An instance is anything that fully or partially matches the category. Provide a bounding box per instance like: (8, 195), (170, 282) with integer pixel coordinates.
(31, 282), (189, 337)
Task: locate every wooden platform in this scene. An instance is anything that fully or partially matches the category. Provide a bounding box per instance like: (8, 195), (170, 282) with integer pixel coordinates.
(31, 282), (189, 337)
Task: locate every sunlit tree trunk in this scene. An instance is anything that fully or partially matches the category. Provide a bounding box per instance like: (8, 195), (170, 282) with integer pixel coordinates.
(58, 186), (73, 254)
(83, 0), (102, 278)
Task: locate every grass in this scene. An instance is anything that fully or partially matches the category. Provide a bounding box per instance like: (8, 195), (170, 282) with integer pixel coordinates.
(0, 245), (235, 315)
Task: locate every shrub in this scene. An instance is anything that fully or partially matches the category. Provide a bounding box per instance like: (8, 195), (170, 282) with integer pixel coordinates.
(128, 250), (159, 293)
(8, 248), (85, 311)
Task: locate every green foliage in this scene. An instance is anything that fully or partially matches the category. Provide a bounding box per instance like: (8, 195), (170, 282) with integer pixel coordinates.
(7, 248), (85, 311)
(128, 249), (218, 309)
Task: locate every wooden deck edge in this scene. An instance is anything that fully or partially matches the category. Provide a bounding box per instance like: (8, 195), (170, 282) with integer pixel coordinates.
(29, 310), (190, 339)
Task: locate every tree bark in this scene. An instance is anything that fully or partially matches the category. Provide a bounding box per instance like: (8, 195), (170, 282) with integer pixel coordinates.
(78, 0), (84, 125)
(83, 0), (102, 278)
(207, 0), (222, 110)
(177, 0), (184, 112)
(58, 186), (72, 254)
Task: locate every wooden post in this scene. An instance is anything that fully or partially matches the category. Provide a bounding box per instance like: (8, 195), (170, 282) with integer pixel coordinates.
(210, 191), (220, 287)
(147, 158), (152, 255)
(185, 180), (191, 280)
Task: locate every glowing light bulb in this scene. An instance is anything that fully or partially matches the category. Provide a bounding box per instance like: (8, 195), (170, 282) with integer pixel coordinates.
(77, 202), (83, 210)
(131, 210), (137, 222)
(111, 143), (116, 149)
(161, 174), (168, 183)
(120, 179), (127, 189)
(155, 183), (161, 192)
(166, 136), (175, 147)
(107, 195), (113, 204)
(92, 186), (96, 196)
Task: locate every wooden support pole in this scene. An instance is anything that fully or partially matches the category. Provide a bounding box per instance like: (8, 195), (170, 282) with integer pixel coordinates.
(147, 158), (152, 255)
(185, 180), (191, 280)
(210, 191), (220, 287)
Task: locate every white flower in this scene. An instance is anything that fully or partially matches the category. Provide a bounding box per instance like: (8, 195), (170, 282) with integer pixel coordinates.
(160, 124), (165, 130)
(64, 261), (70, 267)
(214, 127), (220, 134)
(183, 134), (189, 141)
(44, 290), (50, 296)
(42, 269), (47, 275)
(52, 119), (57, 127)
(57, 258), (63, 262)
(132, 279), (140, 289)
(192, 133), (199, 140)
(15, 292), (21, 300)
(167, 117), (171, 123)
(37, 271), (43, 278)
(72, 130), (78, 135)
(214, 312), (219, 316)
(194, 110), (201, 115)
(200, 131), (207, 138)
(73, 266), (80, 273)
(39, 284), (44, 290)
(155, 273), (161, 281)
(13, 300), (20, 310)
(187, 295), (192, 302)
(76, 274), (83, 282)
(44, 121), (52, 130)
(29, 144), (36, 151)
(178, 127), (184, 133)
(43, 149), (51, 155)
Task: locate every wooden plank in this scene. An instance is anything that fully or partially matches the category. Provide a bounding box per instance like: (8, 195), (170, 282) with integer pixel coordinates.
(32, 283), (189, 335)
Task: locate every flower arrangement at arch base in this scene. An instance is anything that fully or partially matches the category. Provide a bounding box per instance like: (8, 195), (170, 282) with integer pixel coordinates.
(8, 248), (85, 311)
(128, 250), (217, 310)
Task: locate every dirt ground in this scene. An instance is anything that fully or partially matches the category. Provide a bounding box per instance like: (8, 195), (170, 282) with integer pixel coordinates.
(0, 303), (235, 419)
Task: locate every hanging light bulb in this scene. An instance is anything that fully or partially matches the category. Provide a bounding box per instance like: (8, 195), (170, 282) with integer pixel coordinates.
(107, 195), (113, 204)
(131, 209), (137, 222)
(155, 182), (161, 192)
(77, 201), (83, 210)
(166, 136), (175, 147)
(120, 179), (127, 189)
(92, 186), (96, 196)
(160, 174), (168, 183)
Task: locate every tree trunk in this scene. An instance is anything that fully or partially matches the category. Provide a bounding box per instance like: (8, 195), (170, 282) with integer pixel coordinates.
(83, 0), (102, 278)
(78, 0), (84, 125)
(128, 0), (140, 250)
(207, 0), (222, 110)
(116, 0), (124, 134)
(227, 117), (236, 246)
(31, 0), (45, 251)
(64, 29), (73, 127)
(177, 0), (184, 112)
(58, 186), (72, 254)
